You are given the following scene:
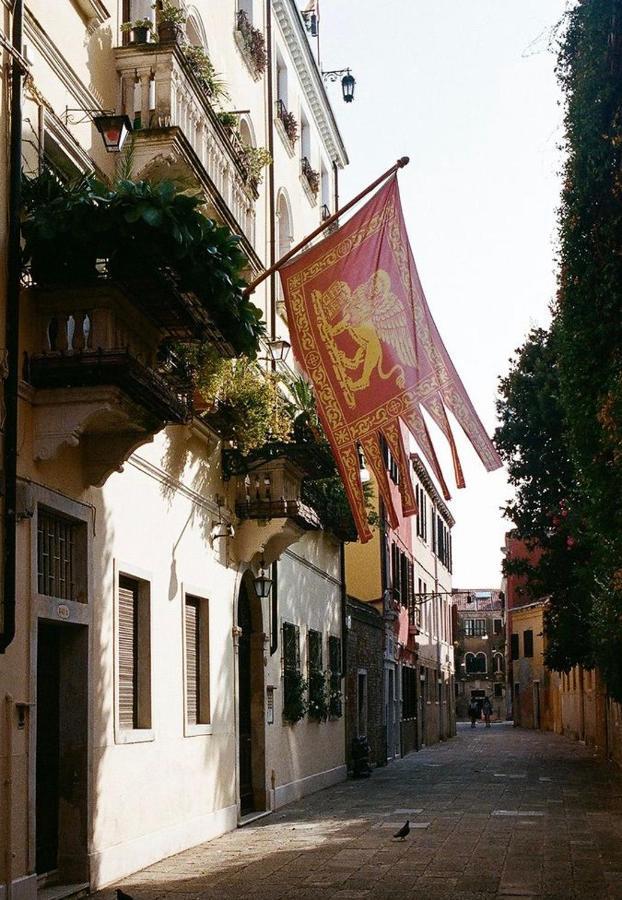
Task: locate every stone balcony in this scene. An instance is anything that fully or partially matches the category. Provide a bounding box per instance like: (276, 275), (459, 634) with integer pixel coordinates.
(114, 42), (262, 274)
(23, 284), (192, 486)
(224, 449), (322, 566)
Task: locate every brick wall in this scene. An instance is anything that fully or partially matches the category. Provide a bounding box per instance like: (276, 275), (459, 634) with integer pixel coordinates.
(345, 596), (386, 768)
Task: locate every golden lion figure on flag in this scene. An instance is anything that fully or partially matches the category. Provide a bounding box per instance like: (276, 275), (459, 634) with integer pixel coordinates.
(311, 269), (418, 406)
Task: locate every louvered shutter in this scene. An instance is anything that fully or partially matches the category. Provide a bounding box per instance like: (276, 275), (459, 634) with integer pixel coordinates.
(118, 577), (138, 729)
(185, 599), (199, 725)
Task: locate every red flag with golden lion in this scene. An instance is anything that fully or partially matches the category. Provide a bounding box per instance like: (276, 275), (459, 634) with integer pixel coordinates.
(279, 175), (501, 542)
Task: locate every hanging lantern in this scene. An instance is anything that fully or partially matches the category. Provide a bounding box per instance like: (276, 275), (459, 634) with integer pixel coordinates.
(341, 71), (355, 103)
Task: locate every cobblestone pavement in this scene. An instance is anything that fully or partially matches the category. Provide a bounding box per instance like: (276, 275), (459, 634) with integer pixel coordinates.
(96, 724), (622, 900)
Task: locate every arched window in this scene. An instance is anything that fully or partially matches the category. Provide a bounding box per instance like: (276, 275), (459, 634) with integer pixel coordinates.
(494, 652), (504, 674)
(185, 6), (209, 49)
(277, 189), (293, 258)
(465, 652), (487, 675)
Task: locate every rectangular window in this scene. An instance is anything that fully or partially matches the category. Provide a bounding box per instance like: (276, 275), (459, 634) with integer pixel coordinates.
(465, 618), (487, 637)
(328, 635), (342, 717)
(118, 575), (151, 730)
(523, 629), (534, 658)
(37, 508), (86, 602)
(511, 633), (519, 660)
(283, 621), (301, 720)
(493, 618), (503, 635)
(185, 595), (210, 726)
(494, 683), (503, 698)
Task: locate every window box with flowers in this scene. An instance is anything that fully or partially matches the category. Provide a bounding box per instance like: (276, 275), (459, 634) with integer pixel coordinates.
(301, 156), (320, 204)
(275, 99), (298, 154)
(235, 9), (267, 78)
(120, 18), (153, 44)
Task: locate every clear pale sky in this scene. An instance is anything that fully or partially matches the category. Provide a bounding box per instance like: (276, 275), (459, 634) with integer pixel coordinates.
(319, 0), (569, 587)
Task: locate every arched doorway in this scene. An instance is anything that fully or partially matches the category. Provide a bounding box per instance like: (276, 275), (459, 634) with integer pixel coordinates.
(237, 576), (266, 816)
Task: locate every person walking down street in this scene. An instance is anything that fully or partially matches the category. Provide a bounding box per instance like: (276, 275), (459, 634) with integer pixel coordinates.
(468, 699), (479, 728)
(482, 696), (493, 728)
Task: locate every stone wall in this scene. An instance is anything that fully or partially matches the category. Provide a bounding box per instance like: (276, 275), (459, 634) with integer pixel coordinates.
(345, 597), (386, 768)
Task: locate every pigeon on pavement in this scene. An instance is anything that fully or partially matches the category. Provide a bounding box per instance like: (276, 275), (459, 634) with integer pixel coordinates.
(393, 819), (410, 840)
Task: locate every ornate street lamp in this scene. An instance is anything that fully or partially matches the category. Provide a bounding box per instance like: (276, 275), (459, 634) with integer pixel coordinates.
(267, 337), (291, 362)
(322, 68), (356, 104)
(340, 70), (355, 103)
(93, 113), (133, 152)
(64, 107), (133, 153)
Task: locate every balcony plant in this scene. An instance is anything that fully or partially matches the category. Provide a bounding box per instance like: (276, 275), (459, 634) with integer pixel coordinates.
(21, 173), (265, 357)
(302, 159), (320, 195)
(216, 111), (239, 130)
(153, 0), (186, 42)
(281, 109), (298, 145)
(240, 145), (272, 190)
(182, 45), (230, 106)
(236, 9), (267, 76)
(182, 350), (292, 449)
(120, 17), (153, 43)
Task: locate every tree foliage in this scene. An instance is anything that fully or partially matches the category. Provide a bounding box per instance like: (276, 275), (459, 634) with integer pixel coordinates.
(497, 1), (622, 698)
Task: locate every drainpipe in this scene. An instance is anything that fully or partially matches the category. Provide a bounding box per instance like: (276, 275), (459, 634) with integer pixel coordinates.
(332, 160), (339, 217)
(266, 0), (276, 342)
(0, 0), (24, 653)
(266, 0), (278, 661)
(270, 560), (278, 655)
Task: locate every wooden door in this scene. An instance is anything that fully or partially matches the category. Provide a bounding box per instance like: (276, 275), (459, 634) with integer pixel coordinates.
(36, 623), (61, 875)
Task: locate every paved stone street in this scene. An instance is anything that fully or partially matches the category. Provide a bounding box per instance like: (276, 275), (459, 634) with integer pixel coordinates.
(97, 724), (622, 900)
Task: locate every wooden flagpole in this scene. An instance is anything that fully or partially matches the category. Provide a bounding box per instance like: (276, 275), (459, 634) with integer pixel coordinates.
(243, 156), (410, 297)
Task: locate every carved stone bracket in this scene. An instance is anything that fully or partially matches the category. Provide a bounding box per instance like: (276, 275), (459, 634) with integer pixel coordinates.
(231, 516), (307, 568)
(32, 386), (160, 487)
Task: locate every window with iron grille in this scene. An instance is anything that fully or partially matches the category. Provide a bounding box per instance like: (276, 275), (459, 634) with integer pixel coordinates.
(37, 507), (86, 601)
(282, 621), (306, 722)
(328, 635), (342, 717)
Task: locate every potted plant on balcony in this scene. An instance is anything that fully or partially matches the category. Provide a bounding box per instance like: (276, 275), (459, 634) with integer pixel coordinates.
(120, 17), (153, 44)
(182, 45), (230, 106)
(153, 0), (186, 44)
(240, 145), (272, 192)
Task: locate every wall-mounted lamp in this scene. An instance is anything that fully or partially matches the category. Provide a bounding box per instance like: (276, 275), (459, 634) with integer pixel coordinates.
(254, 560), (273, 599)
(64, 107), (133, 152)
(322, 68), (356, 103)
(267, 337), (291, 362)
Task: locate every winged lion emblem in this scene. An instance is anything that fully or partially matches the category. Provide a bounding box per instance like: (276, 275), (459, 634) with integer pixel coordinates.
(311, 269), (417, 405)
